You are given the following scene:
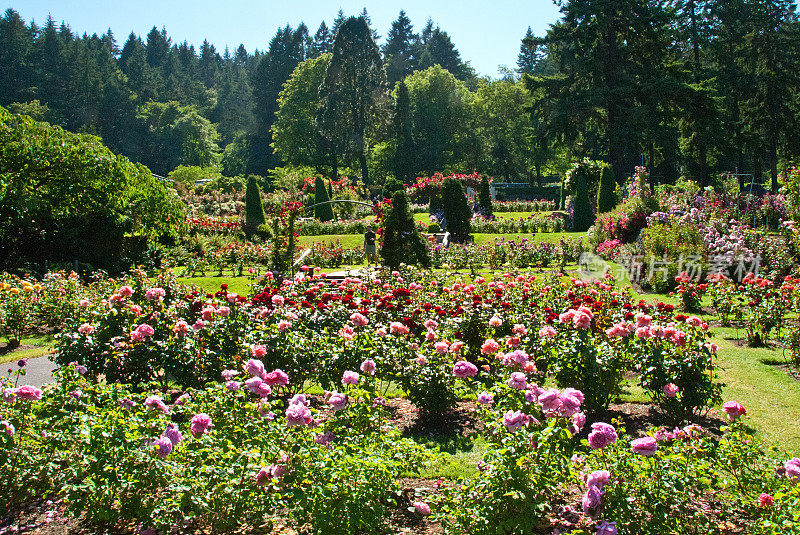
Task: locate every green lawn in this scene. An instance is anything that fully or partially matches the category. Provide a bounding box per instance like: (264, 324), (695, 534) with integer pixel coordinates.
(472, 232), (584, 245)
(712, 328), (800, 455)
(176, 275), (253, 296)
(0, 333), (56, 364)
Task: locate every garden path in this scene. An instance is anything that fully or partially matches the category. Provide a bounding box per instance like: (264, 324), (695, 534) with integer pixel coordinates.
(17, 355), (58, 387)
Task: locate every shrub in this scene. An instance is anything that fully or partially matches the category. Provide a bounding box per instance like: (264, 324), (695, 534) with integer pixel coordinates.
(441, 177), (472, 243)
(597, 163), (618, 213)
(244, 176), (266, 233)
(380, 191), (430, 269)
(572, 172), (594, 232)
(314, 176), (334, 222)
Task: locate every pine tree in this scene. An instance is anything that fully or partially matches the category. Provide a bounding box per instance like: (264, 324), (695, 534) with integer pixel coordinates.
(314, 176), (334, 221)
(478, 176), (493, 219)
(310, 21), (332, 57)
(332, 10), (346, 36)
(596, 163), (617, 213)
(441, 177), (471, 243)
(383, 10), (416, 86)
(244, 175), (266, 232)
(517, 27), (538, 75)
(380, 190), (430, 268)
(572, 173), (594, 232)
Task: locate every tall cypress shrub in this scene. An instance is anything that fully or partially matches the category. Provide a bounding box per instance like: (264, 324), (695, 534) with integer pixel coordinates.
(572, 173), (594, 232)
(441, 177), (471, 243)
(244, 176), (266, 233)
(478, 176), (493, 219)
(596, 163), (617, 213)
(314, 176), (334, 222)
(380, 190), (430, 269)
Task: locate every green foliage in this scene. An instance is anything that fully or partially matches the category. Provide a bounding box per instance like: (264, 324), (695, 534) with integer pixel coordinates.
(572, 172), (594, 232)
(244, 176), (266, 231)
(380, 190), (430, 269)
(167, 165), (221, 188)
(271, 54), (330, 168)
(0, 106), (184, 271)
(597, 162), (618, 213)
(441, 177), (472, 243)
(319, 16), (386, 186)
(382, 176), (405, 198)
(314, 176), (334, 222)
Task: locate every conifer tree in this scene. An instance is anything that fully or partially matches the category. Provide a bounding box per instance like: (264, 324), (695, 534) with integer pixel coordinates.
(314, 176), (334, 222)
(441, 177), (471, 243)
(392, 80), (414, 183)
(383, 10), (416, 86)
(244, 175), (266, 232)
(380, 190), (430, 268)
(596, 163), (617, 213)
(572, 173), (594, 232)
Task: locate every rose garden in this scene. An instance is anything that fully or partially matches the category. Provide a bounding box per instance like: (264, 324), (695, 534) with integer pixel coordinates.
(4, 3), (800, 534)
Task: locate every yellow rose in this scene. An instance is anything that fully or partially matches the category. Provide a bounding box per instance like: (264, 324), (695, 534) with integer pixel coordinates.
(11, 288), (20, 295)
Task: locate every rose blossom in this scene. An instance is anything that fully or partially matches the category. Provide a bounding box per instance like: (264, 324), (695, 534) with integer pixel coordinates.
(481, 338), (500, 355)
(1, 420), (14, 437)
(360, 359), (376, 375)
(785, 458), (800, 479)
(245, 358), (265, 378)
(631, 436), (658, 456)
(342, 371), (360, 385)
(758, 493), (774, 507)
(582, 485), (603, 516)
(663, 383), (679, 398)
(254, 466), (271, 485)
(507, 372), (527, 390)
(350, 312), (368, 327)
(538, 325), (557, 339)
(453, 361), (478, 378)
(588, 422), (617, 450)
(161, 423), (183, 446)
(153, 436), (173, 458)
(285, 403), (313, 427)
(489, 315), (503, 328)
(328, 392), (349, 411)
(264, 369), (289, 387)
(597, 520), (617, 535)
(78, 323), (94, 335)
(503, 410), (526, 432)
(722, 401), (747, 422)
(587, 469), (611, 490)
(144, 395), (169, 414)
(190, 413), (213, 438)
(16, 385), (42, 402)
(477, 391), (494, 405)
(413, 501), (431, 516)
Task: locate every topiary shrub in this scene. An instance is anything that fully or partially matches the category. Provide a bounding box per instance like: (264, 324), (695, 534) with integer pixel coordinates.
(314, 176), (334, 222)
(244, 176), (266, 235)
(572, 173), (594, 232)
(383, 177), (406, 199)
(441, 177), (472, 243)
(597, 163), (617, 213)
(477, 176), (493, 219)
(380, 190), (430, 269)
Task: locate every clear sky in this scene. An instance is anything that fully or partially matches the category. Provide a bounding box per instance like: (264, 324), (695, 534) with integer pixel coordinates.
(4, 0), (563, 77)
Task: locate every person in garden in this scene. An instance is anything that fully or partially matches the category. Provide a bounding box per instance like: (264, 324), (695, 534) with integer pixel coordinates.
(364, 226), (377, 265)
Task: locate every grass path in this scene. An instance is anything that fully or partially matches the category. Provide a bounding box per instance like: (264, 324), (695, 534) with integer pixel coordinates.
(712, 329), (800, 455)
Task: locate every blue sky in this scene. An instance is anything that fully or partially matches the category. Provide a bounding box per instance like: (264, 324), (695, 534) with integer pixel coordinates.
(4, 0), (563, 77)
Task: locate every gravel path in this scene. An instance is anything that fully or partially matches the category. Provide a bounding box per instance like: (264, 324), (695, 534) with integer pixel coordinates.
(14, 355), (58, 387)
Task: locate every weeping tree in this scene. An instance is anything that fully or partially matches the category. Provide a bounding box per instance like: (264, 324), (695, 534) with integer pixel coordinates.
(380, 190), (430, 269)
(319, 16), (386, 186)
